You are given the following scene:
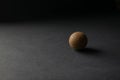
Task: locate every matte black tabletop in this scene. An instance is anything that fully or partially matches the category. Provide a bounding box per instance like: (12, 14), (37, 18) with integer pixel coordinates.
(0, 16), (120, 80)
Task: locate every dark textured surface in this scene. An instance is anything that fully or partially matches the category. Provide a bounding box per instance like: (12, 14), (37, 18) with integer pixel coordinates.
(0, 16), (120, 80)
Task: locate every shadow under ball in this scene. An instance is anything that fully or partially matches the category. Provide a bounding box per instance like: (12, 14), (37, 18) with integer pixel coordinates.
(69, 32), (88, 50)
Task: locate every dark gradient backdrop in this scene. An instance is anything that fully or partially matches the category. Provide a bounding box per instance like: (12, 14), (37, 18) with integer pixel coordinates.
(0, 0), (119, 21)
(0, 0), (120, 80)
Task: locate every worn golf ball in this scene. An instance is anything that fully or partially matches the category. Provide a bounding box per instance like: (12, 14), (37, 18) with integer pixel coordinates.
(69, 31), (88, 50)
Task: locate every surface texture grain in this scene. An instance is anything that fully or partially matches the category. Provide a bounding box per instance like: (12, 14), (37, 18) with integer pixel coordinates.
(0, 16), (120, 80)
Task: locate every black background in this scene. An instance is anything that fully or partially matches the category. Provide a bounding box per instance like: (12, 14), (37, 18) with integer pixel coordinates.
(0, 0), (118, 21)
